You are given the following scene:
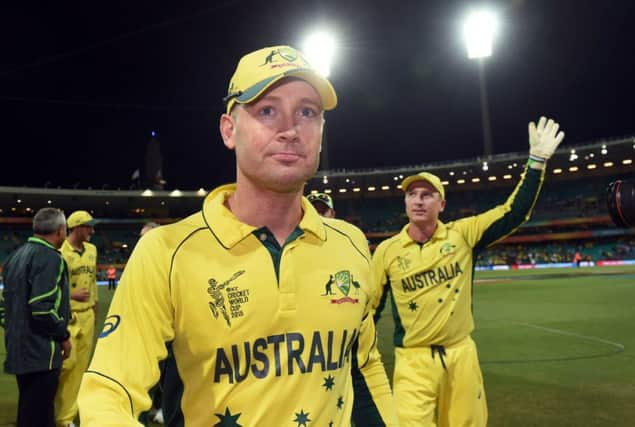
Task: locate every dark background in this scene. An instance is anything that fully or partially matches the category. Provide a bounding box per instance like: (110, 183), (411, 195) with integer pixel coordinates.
(1, 0), (633, 189)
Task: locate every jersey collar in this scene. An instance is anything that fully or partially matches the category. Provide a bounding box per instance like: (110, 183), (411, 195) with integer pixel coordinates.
(399, 220), (448, 247)
(62, 238), (85, 255)
(202, 184), (327, 249)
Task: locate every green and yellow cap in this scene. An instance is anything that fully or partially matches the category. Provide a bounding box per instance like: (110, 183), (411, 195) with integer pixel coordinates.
(67, 210), (97, 228)
(400, 172), (445, 200)
(223, 45), (337, 114)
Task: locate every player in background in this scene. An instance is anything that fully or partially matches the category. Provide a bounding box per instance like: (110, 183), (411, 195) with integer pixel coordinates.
(78, 45), (397, 426)
(56, 210), (98, 427)
(3, 208), (71, 427)
(308, 192), (336, 218)
(372, 117), (565, 426)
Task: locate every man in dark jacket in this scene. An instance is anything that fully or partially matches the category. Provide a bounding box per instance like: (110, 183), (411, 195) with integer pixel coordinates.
(2, 207), (72, 427)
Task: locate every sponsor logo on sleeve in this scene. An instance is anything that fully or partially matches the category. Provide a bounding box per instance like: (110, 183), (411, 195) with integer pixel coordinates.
(99, 315), (121, 338)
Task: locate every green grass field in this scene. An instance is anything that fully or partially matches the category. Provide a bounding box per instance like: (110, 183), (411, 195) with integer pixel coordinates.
(1, 265), (634, 426)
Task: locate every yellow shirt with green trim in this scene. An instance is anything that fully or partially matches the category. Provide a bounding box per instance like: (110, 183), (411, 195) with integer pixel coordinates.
(78, 184), (397, 427)
(372, 164), (544, 348)
(61, 239), (98, 311)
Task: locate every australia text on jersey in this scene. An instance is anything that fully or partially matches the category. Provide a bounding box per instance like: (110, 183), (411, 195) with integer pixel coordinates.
(214, 328), (359, 384)
(401, 261), (464, 292)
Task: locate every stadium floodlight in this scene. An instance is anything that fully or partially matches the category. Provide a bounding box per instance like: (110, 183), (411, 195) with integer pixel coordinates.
(302, 30), (336, 77)
(463, 8), (499, 157)
(463, 9), (498, 59)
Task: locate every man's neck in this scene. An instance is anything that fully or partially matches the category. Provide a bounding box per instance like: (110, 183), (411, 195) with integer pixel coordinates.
(407, 220), (437, 243)
(67, 233), (84, 251)
(227, 184), (303, 246)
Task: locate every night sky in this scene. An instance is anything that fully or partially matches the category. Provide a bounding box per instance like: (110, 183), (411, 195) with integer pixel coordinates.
(1, 0), (634, 190)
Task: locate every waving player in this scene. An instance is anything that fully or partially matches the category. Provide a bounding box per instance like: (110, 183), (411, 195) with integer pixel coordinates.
(372, 117), (565, 426)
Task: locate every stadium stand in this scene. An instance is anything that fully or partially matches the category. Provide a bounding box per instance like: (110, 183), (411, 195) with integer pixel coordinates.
(0, 138), (633, 277)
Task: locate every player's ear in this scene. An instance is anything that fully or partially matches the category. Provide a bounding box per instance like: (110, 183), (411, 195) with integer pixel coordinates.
(439, 199), (446, 212)
(220, 113), (236, 150)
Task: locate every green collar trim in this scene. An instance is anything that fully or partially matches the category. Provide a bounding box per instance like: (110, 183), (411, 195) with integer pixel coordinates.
(28, 236), (56, 250)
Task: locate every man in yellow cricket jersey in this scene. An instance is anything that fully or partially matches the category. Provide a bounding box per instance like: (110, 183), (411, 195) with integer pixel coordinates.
(372, 117), (565, 426)
(78, 45), (397, 426)
(56, 210), (98, 427)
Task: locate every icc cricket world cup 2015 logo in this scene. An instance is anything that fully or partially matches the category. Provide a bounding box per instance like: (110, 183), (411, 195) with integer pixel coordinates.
(207, 270), (245, 327)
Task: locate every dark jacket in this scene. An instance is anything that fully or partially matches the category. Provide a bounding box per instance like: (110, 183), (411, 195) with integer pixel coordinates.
(2, 236), (70, 374)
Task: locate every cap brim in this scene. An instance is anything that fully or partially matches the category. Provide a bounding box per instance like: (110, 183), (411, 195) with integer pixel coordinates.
(400, 175), (445, 199)
(311, 199), (333, 210)
(401, 176), (424, 192)
(234, 68), (337, 111)
(70, 219), (97, 227)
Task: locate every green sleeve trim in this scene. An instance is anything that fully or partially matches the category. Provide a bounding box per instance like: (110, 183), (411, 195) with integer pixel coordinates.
(48, 340), (55, 370)
(29, 286), (59, 304)
(161, 343), (185, 426)
(390, 291), (406, 348)
(56, 257), (65, 284)
(350, 338), (385, 426)
(475, 165), (544, 253)
(373, 286), (390, 325)
(29, 253), (64, 306)
(54, 257), (64, 311)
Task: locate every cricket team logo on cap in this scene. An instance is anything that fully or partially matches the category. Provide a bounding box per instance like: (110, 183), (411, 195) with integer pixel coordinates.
(321, 270), (360, 304)
(262, 46), (299, 65)
(224, 45), (337, 114)
(207, 270), (248, 328)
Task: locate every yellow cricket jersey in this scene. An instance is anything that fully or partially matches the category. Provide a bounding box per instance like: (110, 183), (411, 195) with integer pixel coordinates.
(61, 239), (98, 311)
(79, 184), (397, 427)
(372, 165), (544, 348)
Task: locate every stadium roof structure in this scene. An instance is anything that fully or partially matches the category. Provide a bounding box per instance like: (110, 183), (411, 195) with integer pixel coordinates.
(306, 136), (635, 196)
(0, 136), (633, 220)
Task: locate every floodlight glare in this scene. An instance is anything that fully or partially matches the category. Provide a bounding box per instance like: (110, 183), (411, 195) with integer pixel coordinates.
(302, 31), (336, 77)
(463, 9), (498, 59)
